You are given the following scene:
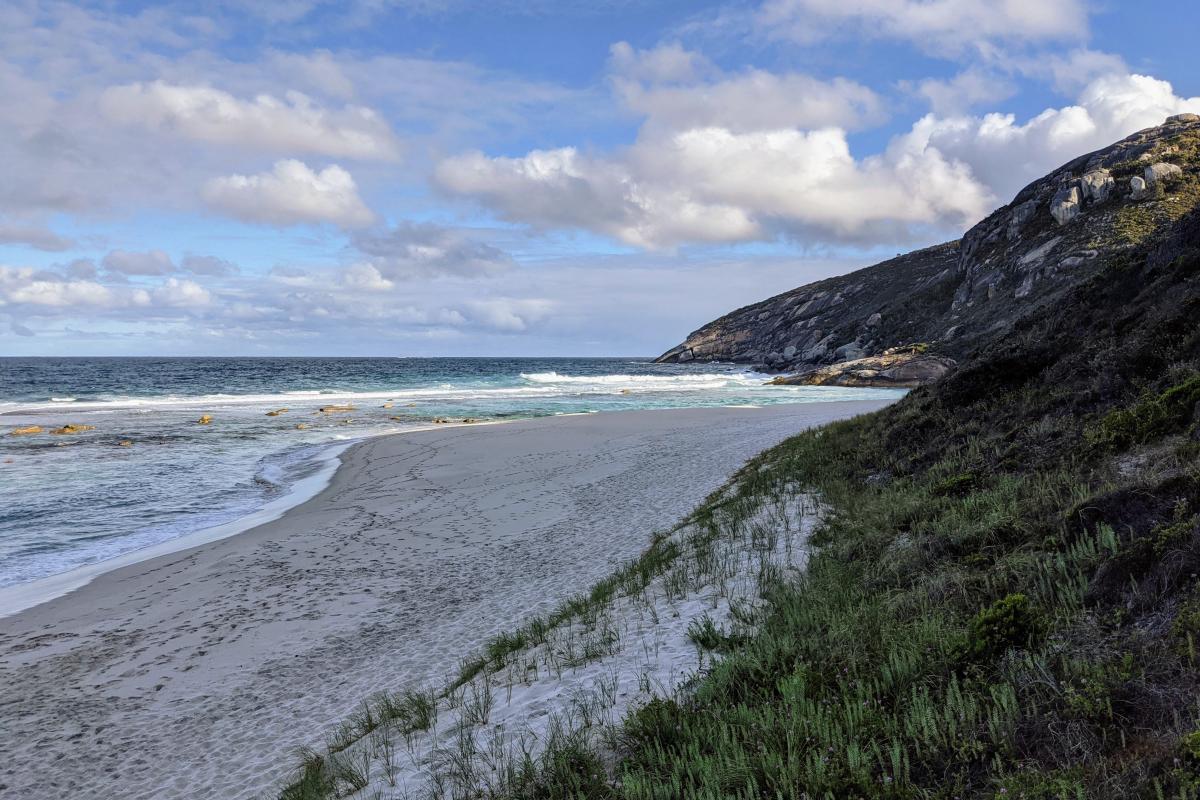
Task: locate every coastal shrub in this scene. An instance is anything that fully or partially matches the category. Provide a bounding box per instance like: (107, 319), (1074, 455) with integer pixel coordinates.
(1089, 372), (1200, 450)
(958, 593), (1047, 664)
(933, 471), (977, 497)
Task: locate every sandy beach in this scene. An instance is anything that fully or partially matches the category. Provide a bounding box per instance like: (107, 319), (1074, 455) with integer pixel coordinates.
(0, 401), (889, 800)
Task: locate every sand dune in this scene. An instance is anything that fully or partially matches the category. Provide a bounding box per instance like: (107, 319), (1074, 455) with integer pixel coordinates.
(0, 402), (889, 800)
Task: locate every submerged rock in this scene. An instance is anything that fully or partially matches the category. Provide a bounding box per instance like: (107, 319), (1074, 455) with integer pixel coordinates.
(295, 422), (309, 430)
(198, 415), (213, 425)
(265, 408), (288, 417)
(318, 405), (355, 414)
(9, 425), (43, 436)
(50, 424), (96, 435)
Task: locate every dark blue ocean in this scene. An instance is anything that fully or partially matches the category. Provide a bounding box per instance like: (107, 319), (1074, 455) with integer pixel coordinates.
(0, 357), (903, 589)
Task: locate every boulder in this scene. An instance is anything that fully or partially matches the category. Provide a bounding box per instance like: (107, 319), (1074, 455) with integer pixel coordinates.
(1007, 200), (1038, 240)
(118, 440), (133, 447)
(382, 402), (394, 409)
(295, 423), (309, 430)
(197, 415), (213, 425)
(1130, 175), (1152, 201)
(50, 424), (96, 435)
(1050, 184), (1081, 225)
(265, 408), (288, 417)
(834, 342), (866, 362)
(865, 312), (882, 328)
(9, 425), (42, 436)
(1080, 169), (1115, 204)
(318, 405), (355, 414)
(1145, 162), (1183, 188)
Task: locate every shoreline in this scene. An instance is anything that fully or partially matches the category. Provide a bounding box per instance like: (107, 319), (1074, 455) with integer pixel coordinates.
(0, 415), (521, 618)
(0, 400), (891, 800)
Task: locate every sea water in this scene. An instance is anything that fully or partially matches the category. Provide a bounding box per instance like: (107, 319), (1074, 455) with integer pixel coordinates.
(0, 357), (903, 589)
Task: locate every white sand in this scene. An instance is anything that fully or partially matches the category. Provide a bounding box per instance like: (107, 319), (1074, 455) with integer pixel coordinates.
(0, 401), (889, 800)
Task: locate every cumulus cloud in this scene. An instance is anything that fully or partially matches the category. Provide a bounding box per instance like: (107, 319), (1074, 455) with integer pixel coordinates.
(102, 249), (176, 276)
(609, 42), (884, 132)
(438, 71), (1200, 249)
(153, 278), (212, 308)
(901, 72), (1200, 204)
(203, 160), (376, 228)
(0, 266), (123, 309)
(351, 223), (514, 279)
(460, 298), (554, 332)
(99, 81), (401, 160)
(436, 128), (988, 248)
(757, 0), (1090, 54)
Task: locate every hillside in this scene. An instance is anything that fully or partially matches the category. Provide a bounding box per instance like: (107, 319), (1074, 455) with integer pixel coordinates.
(657, 113), (1200, 384)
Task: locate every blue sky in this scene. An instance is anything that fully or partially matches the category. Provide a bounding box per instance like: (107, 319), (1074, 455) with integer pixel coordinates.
(1, 0), (1198, 356)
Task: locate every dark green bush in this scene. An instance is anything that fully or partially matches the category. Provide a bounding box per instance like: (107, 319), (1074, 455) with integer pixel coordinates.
(959, 593), (1047, 664)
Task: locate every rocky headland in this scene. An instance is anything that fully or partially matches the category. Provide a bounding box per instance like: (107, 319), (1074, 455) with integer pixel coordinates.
(657, 114), (1200, 387)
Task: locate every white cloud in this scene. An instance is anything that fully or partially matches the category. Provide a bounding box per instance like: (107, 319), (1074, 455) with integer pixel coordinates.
(102, 249), (176, 276)
(0, 266), (118, 308)
(610, 42), (884, 133)
(153, 278), (212, 308)
(100, 81), (401, 160)
(436, 127), (989, 248)
(351, 223), (514, 279)
(438, 72), (1200, 249)
(912, 69), (1015, 115)
(757, 0), (1090, 54)
(203, 159), (376, 228)
(901, 73), (1200, 204)
(460, 298), (554, 332)
(341, 263), (396, 291)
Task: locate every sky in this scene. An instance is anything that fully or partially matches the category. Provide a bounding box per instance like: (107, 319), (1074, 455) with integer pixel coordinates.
(1, 0), (1198, 357)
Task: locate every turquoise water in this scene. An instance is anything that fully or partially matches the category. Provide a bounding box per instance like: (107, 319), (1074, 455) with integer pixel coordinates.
(0, 357), (903, 588)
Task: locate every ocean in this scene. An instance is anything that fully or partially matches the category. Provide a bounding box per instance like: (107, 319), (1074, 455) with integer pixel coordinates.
(0, 357), (904, 590)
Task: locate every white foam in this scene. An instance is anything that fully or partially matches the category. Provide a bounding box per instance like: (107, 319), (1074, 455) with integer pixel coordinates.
(0, 440), (354, 618)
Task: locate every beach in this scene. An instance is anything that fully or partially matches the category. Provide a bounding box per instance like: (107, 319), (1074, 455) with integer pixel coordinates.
(0, 401), (889, 800)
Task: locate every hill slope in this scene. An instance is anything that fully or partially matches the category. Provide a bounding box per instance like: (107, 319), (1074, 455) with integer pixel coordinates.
(657, 113), (1200, 380)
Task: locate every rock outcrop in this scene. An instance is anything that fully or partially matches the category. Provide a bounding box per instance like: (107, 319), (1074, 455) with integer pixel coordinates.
(769, 348), (957, 388)
(657, 115), (1200, 383)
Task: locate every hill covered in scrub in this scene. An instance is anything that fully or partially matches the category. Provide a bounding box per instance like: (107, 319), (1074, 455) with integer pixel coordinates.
(656, 113), (1200, 385)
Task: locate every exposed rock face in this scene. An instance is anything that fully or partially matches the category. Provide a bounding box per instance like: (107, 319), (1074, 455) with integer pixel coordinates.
(657, 115), (1200, 377)
(768, 350), (957, 388)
